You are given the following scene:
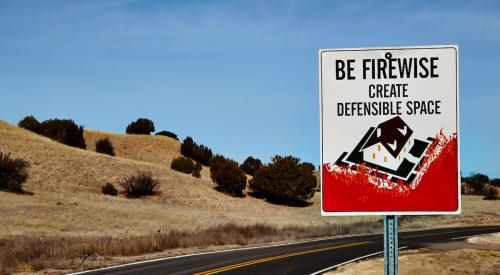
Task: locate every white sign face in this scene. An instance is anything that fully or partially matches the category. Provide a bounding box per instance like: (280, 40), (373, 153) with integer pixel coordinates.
(320, 46), (460, 216)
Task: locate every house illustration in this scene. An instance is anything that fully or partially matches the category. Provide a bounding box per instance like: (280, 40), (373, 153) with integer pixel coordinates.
(361, 116), (413, 171)
(333, 115), (433, 184)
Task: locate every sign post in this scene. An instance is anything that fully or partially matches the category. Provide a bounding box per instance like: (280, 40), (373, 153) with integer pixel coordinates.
(383, 215), (398, 275)
(319, 46), (459, 273)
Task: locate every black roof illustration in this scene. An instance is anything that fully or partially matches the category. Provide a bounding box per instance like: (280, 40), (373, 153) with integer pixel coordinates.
(362, 116), (413, 158)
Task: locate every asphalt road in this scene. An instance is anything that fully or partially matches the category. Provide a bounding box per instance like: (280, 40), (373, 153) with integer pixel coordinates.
(73, 225), (500, 275)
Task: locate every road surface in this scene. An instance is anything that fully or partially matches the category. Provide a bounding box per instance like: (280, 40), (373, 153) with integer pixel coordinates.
(73, 225), (500, 275)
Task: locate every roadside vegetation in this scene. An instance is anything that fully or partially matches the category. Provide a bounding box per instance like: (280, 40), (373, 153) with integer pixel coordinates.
(0, 221), (380, 274)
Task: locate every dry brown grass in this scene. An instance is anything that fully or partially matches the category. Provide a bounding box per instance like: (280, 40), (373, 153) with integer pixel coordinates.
(84, 129), (180, 168)
(0, 222), (381, 274)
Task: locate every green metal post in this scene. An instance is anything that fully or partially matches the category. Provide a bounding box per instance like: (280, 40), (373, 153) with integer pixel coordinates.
(384, 215), (398, 275)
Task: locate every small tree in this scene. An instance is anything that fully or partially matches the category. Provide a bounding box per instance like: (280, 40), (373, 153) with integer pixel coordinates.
(181, 136), (212, 166)
(0, 153), (29, 194)
(121, 171), (160, 198)
(192, 161), (202, 178)
(209, 155), (246, 197)
(181, 136), (194, 157)
(193, 145), (212, 166)
(126, 118), (155, 135)
(95, 138), (115, 156)
(39, 119), (86, 149)
(171, 156), (194, 174)
(18, 115), (41, 134)
(155, 130), (178, 140)
(249, 155), (316, 204)
(101, 182), (118, 196)
(241, 156), (263, 175)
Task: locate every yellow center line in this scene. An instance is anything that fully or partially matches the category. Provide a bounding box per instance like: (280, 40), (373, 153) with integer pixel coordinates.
(193, 241), (371, 275)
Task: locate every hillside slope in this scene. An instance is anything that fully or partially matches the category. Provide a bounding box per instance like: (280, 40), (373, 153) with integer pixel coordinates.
(84, 129), (180, 168)
(0, 120), (346, 237)
(1, 120), (498, 239)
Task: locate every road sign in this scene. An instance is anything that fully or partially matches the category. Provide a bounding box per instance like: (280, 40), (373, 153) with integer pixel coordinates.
(320, 46), (460, 216)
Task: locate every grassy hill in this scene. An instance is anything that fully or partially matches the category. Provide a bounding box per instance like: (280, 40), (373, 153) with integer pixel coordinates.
(84, 129), (180, 168)
(1, 119), (367, 238)
(1, 119), (499, 238)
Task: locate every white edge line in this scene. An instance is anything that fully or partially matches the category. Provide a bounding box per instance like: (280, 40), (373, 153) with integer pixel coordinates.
(68, 232), (383, 275)
(309, 246), (408, 275)
(451, 232), (493, 240)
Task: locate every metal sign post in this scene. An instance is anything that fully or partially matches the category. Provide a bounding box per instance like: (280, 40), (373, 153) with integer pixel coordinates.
(383, 215), (398, 275)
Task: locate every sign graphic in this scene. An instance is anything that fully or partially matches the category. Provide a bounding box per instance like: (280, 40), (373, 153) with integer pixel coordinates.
(320, 46), (460, 215)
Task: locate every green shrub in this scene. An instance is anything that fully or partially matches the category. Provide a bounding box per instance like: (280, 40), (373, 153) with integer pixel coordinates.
(126, 118), (155, 135)
(483, 185), (498, 200)
(171, 156), (194, 174)
(155, 131), (178, 140)
(192, 162), (202, 178)
(18, 115), (41, 134)
(39, 119), (86, 149)
(95, 138), (115, 156)
(0, 153), (29, 194)
(249, 155), (316, 205)
(101, 183), (118, 196)
(240, 156), (263, 176)
(180, 136), (212, 166)
(194, 145), (212, 166)
(209, 155), (246, 197)
(121, 171), (160, 198)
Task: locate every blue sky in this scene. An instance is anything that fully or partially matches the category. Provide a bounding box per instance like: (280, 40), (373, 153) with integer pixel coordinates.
(1, 0), (499, 177)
